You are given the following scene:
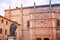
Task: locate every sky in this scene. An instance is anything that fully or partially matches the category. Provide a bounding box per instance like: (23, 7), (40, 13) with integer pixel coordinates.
(0, 0), (60, 16)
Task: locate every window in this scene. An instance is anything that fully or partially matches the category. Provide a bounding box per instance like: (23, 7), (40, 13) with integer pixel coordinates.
(0, 28), (2, 34)
(27, 21), (30, 28)
(6, 21), (8, 25)
(57, 19), (60, 26)
(0, 39), (1, 40)
(36, 38), (42, 40)
(44, 38), (49, 40)
(5, 30), (7, 35)
(1, 19), (3, 23)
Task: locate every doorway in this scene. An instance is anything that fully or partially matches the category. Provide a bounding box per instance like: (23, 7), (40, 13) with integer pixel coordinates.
(58, 38), (60, 40)
(36, 38), (42, 40)
(44, 38), (49, 40)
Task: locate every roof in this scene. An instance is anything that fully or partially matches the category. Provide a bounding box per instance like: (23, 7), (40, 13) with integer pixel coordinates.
(4, 3), (60, 11)
(0, 15), (20, 26)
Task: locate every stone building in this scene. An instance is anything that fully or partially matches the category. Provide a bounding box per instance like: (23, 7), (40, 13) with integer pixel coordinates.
(0, 3), (60, 40)
(0, 15), (20, 40)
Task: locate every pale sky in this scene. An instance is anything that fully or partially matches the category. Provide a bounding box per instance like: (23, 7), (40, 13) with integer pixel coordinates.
(0, 0), (60, 16)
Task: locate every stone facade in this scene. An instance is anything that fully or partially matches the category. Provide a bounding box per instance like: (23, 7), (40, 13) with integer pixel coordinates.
(30, 12), (56, 40)
(0, 15), (20, 40)
(1, 4), (60, 40)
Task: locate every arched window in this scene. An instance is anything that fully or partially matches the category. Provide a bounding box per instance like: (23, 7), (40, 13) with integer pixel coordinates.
(36, 38), (42, 40)
(6, 21), (8, 25)
(1, 19), (3, 23)
(0, 39), (1, 40)
(5, 30), (7, 35)
(57, 19), (60, 26)
(0, 28), (2, 34)
(44, 38), (49, 40)
(27, 21), (30, 28)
